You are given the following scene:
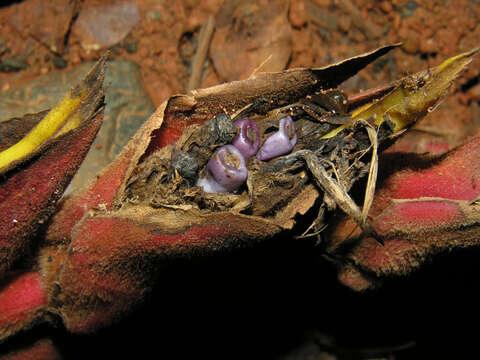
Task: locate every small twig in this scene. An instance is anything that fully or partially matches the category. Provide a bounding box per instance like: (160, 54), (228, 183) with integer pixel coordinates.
(347, 84), (395, 110)
(296, 220), (327, 239)
(186, 15), (215, 92)
(347, 144), (372, 172)
(362, 124), (378, 226)
(248, 54), (273, 79)
(301, 151), (365, 227)
(296, 206), (327, 239)
(230, 103), (254, 120)
(299, 150), (382, 244)
(319, 158), (341, 184)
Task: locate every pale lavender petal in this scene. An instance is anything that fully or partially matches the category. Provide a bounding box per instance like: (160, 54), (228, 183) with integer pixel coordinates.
(232, 118), (260, 158)
(197, 145), (248, 193)
(256, 116), (297, 161)
(195, 176), (228, 193)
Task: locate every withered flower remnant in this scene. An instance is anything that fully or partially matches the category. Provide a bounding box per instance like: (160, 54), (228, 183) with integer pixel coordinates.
(205, 113), (238, 146)
(170, 151), (199, 186)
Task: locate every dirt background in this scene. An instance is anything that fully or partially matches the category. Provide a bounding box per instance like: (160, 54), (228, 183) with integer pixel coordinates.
(1, 0), (480, 359)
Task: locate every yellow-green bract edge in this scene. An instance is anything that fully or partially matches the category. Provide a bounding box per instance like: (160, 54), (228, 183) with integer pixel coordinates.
(0, 89), (87, 170)
(321, 48), (479, 139)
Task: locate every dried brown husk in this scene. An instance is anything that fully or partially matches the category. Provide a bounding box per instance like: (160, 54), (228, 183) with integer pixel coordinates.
(117, 45), (401, 236)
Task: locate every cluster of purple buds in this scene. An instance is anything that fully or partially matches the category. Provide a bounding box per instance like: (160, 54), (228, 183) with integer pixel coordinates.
(196, 116), (296, 193)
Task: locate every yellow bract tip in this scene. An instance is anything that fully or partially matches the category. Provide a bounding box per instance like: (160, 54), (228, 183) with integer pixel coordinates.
(320, 48), (479, 140)
(0, 89), (87, 170)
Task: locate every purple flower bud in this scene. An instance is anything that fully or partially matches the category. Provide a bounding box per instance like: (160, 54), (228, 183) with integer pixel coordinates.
(232, 118), (260, 158)
(196, 145), (248, 193)
(256, 116), (297, 161)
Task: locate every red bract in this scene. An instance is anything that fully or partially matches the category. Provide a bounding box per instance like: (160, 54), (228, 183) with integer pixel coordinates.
(328, 137), (480, 291)
(0, 57), (107, 278)
(0, 272), (47, 339)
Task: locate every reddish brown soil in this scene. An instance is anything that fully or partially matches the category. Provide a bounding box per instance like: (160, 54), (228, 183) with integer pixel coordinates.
(1, 0), (478, 112)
